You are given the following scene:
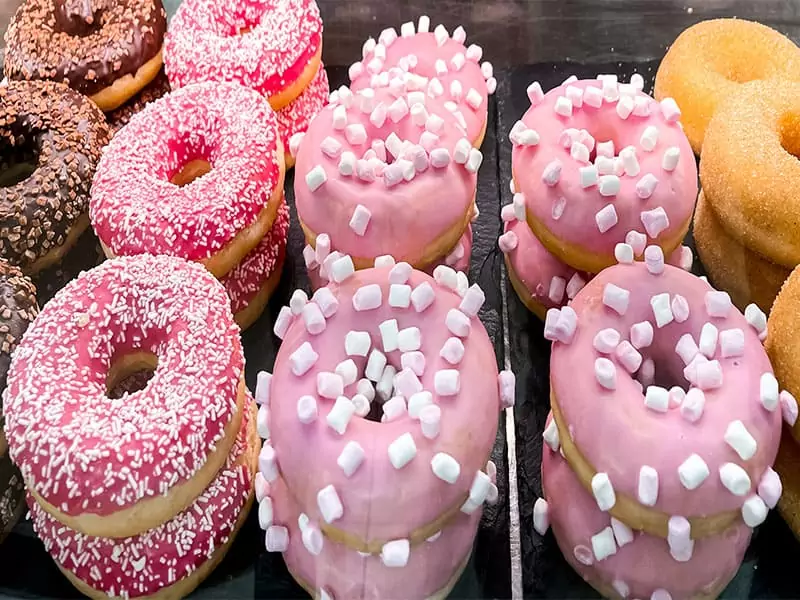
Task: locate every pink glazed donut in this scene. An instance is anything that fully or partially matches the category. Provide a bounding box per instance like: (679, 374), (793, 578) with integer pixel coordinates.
(511, 76), (697, 273)
(258, 263), (513, 549)
(293, 85), (480, 271)
(538, 429), (751, 600)
(282, 64), (330, 169)
(349, 17), (495, 147)
(547, 260), (783, 540)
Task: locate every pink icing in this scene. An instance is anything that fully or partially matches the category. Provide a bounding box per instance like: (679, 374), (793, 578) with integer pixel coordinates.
(164, 0), (322, 99)
(221, 200), (289, 314)
(90, 82), (282, 261)
(541, 433), (751, 599)
(277, 65), (329, 158)
(4, 255), (243, 516)
(294, 86), (477, 265)
(268, 475), (479, 599)
(512, 78), (697, 262)
(29, 397), (255, 598)
(269, 266), (499, 542)
(550, 263), (781, 520)
(350, 27), (491, 144)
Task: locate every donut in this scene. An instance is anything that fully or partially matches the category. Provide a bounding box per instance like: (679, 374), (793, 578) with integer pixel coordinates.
(258, 263), (512, 554)
(3, 254), (246, 538)
(700, 79), (800, 269)
(294, 85), (480, 272)
(511, 76), (697, 274)
(349, 17), (495, 147)
(693, 191), (788, 314)
(3, 0), (167, 112)
(0, 450), (25, 545)
(0, 80), (110, 274)
(548, 260), (783, 540)
(221, 199), (289, 330)
(164, 0), (323, 111)
(281, 65), (329, 169)
(107, 70), (171, 135)
(655, 19), (800, 154)
(90, 82), (285, 278)
(774, 427), (800, 540)
(538, 427), (752, 600)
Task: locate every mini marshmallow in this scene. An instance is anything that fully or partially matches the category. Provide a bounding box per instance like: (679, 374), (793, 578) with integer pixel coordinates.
(439, 336), (466, 365)
(595, 156), (614, 176)
(388, 432), (417, 469)
(259, 444), (278, 482)
(430, 147), (451, 168)
(338, 151), (357, 176)
(381, 539), (410, 568)
(337, 441), (366, 478)
(434, 24), (449, 45)
(345, 123), (367, 145)
(566, 273), (586, 299)
(433, 265), (458, 292)
(357, 378), (376, 402)
(598, 175), (621, 197)
(345, 330), (372, 357)
(680, 388), (705, 422)
(317, 372), (344, 400)
(302, 302), (327, 335)
(571, 141), (591, 164)
(596, 140), (615, 158)
(640, 125), (659, 151)
(761, 372), (779, 411)
(548, 276), (566, 303)
(445, 308), (471, 338)
(255, 371), (272, 407)
(407, 391), (433, 419)
(661, 97), (681, 122)
(302, 245), (318, 270)
(662, 146), (680, 171)
(596, 204), (618, 233)
(591, 527), (617, 561)
(255, 476), (270, 504)
(616, 341), (642, 374)
(420, 404), (441, 439)
(498, 370), (516, 409)
(640, 358), (656, 388)
(593, 328), (621, 354)
(698, 322), (719, 358)
(696, 359), (723, 390)
(745, 303), (768, 336)
(614, 243), (634, 264)
(554, 96), (573, 117)
(626, 323), (653, 352)
(376, 365), (397, 400)
(317, 485), (344, 523)
(671, 294), (690, 323)
(565, 85), (584, 109)
(330, 255), (355, 284)
(335, 359), (358, 388)
(453, 138), (471, 164)
(362, 37), (377, 57)
(435, 369), (461, 396)
(613, 581), (631, 599)
(466, 88), (483, 110)
(265, 525), (289, 552)
(678, 453), (710, 490)
(382, 396), (407, 422)
(332, 105), (348, 130)
(533, 498), (550, 535)
(352, 393), (370, 417)
(527, 81), (545, 105)
(719, 328), (745, 358)
(353, 284), (382, 311)
(431, 452), (461, 483)
(603, 283), (630, 316)
(365, 349), (387, 382)
(466, 147), (483, 173)
(427, 77), (444, 97)
(320, 251), (343, 281)
(290, 342), (319, 376)
(782, 391), (799, 426)
(359, 88), (377, 113)
(620, 146), (640, 177)
(302, 525), (324, 556)
(579, 165), (599, 188)
(651, 292), (674, 328)
(645, 386), (670, 413)
(624, 231), (647, 257)
(498, 231), (518, 253)
(631, 73), (645, 90)
(394, 367), (423, 397)
(616, 95), (634, 119)
(742, 495), (768, 527)
(611, 517), (634, 547)
(641, 206), (670, 239)
(644, 245), (665, 274)
(705, 291), (733, 318)
(313, 288), (339, 319)
(290, 289), (309, 315)
(388, 97), (409, 123)
(400, 352), (426, 377)
(451, 52), (466, 71)
(591, 472), (616, 511)
(595, 358), (617, 390)
(583, 85), (603, 108)
(675, 333), (700, 366)
(543, 419), (560, 452)
(758, 467), (783, 509)
(410, 281), (435, 312)
(297, 395), (318, 424)
(719, 462), (752, 496)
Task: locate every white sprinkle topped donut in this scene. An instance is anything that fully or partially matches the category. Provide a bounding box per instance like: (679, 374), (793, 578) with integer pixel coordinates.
(3, 254), (245, 538)
(548, 261), (782, 538)
(90, 82), (284, 278)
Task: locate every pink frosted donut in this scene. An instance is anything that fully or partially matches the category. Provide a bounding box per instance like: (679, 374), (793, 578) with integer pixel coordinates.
(282, 64), (329, 169)
(90, 82), (284, 278)
(3, 254), (245, 538)
(29, 398), (257, 598)
(163, 0), (323, 110)
(349, 18), (495, 146)
(294, 85), (480, 270)
(548, 260), (783, 539)
(258, 264), (512, 548)
(511, 76), (697, 273)
(539, 430), (751, 600)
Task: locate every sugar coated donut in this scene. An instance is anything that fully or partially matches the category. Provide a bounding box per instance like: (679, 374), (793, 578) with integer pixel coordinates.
(294, 85), (480, 271)
(221, 200), (289, 330)
(4, 254), (245, 538)
(539, 430), (752, 600)
(107, 70), (171, 135)
(164, 0), (323, 111)
(4, 0), (167, 112)
(655, 19), (800, 154)
(281, 65), (329, 169)
(259, 263), (511, 553)
(693, 191), (788, 314)
(548, 261), (783, 539)
(349, 18), (495, 147)
(511, 76), (697, 274)
(700, 80), (800, 269)
(0, 81), (110, 274)
(30, 398), (259, 599)
(774, 428), (800, 541)
(90, 82), (284, 278)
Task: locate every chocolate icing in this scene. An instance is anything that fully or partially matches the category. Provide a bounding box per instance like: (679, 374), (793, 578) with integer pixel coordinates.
(4, 0), (166, 96)
(0, 453), (25, 544)
(0, 81), (110, 271)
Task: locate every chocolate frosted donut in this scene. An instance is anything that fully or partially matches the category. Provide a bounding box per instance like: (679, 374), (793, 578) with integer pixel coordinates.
(0, 81), (110, 274)
(3, 0), (167, 112)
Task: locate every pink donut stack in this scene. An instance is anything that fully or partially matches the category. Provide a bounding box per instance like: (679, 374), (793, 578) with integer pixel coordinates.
(251, 256), (515, 598)
(533, 257), (794, 598)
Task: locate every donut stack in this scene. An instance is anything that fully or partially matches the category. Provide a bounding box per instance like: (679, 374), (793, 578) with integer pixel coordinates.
(535, 259), (792, 598)
(3, 254), (259, 598)
(500, 75), (696, 318)
(164, 0), (329, 168)
(252, 258), (514, 598)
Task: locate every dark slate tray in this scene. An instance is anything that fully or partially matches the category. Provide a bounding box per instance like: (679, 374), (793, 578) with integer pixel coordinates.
(496, 62), (800, 599)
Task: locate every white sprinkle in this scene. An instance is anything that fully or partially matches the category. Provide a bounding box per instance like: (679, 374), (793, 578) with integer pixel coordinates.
(431, 452), (461, 483)
(761, 373), (780, 411)
(678, 453), (710, 490)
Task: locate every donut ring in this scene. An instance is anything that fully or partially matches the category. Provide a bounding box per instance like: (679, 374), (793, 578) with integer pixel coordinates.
(693, 191), (788, 314)
(549, 262), (781, 540)
(655, 19), (800, 154)
(0, 81), (110, 274)
(294, 85), (479, 271)
(700, 80), (800, 269)
(90, 82), (285, 278)
(3, 0), (166, 112)
(107, 70), (171, 135)
(3, 255), (245, 538)
(511, 77), (697, 274)
(280, 65), (329, 169)
(164, 0), (323, 111)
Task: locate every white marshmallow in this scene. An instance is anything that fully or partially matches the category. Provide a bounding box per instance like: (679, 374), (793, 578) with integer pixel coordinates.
(434, 24), (449, 46)
(595, 358), (617, 390)
(644, 386), (670, 413)
(302, 525), (324, 556)
(420, 404), (441, 439)
(638, 465), (659, 506)
(566, 85), (584, 108)
(549, 276), (566, 303)
(616, 95), (634, 119)
(641, 206), (670, 238)
(571, 141), (591, 164)
(410, 282), (435, 312)
(498, 370), (516, 409)
(579, 165), (599, 188)
(378, 318), (399, 352)
(696, 359), (723, 390)
(332, 105), (348, 130)
(593, 328), (621, 354)
(591, 526), (617, 561)
(640, 125), (659, 151)
(615, 341), (642, 374)
(376, 365), (397, 400)
(297, 395), (318, 424)
(345, 330), (371, 357)
(290, 289), (309, 315)
(626, 230), (648, 256)
(620, 146), (640, 177)
(630, 321), (654, 349)
(401, 351), (426, 376)
(431, 452), (461, 483)
(527, 81), (545, 105)
(445, 308), (471, 338)
(741, 495), (768, 527)
(782, 390), (799, 426)
(724, 420), (758, 461)
(259, 443), (278, 482)
(357, 378), (376, 402)
(719, 462), (751, 496)
(615, 243), (634, 264)
(327, 396), (356, 435)
(312, 288), (339, 318)
(678, 453), (710, 490)
(660, 97), (681, 121)
(598, 175), (621, 197)
(265, 525), (289, 552)
(258, 497), (273, 529)
(382, 396), (407, 422)
(533, 498), (549, 535)
(554, 96), (573, 117)
(395, 327), (421, 352)
(317, 485), (344, 523)
(719, 328), (745, 358)
(306, 164), (328, 192)
(433, 265), (459, 291)
(675, 333), (699, 365)
(698, 322), (719, 358)
(671, 294), (690, 323)
(644, 245), (665, 274)
(611, 517), (634, 547)
(451, 52), (466, 71)
(543, 419), (560, 452)
(435, 369), (461, 396)
(680, 388), (705, 422)
(440, 336), (466, 365)
(335, 359), (358, 388)
(388, 433), (417, 469)
(255, 371), (272, 407)
(498, 231), (518, 253)
(337, 441), (366, 477)
(650, 293), (674, 328)
(705, 291), (732, 318)
(758, 467), (783, 509)
(466, 88), (483, 110)
(353, 284), (382, 311)
(745, 303), (768, 336)
(596, 204), (618, 233)
(381, 539), (410, 568)
(332, 255), (356, 284)
(566, 273), (587, 299)
(289, 342), (319, 376)
(583, 85), (603, 108)
(591, 472), (616, 511)
(317, 372), (344, 400)
(662, 146), (680, 171)
(320, 136), (344, 159)
(408, 391), (433, 419)
(352, 393), (371, 417)
(394, 367), (423, 397)
(338, 151), (357, 176)
(761, 372), (779, 411)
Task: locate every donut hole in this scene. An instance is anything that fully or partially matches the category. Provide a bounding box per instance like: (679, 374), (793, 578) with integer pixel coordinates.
(0, 136), (39, 188)
(169, 159), (212, 186)
(636, 348), (689, 397)
(106, 351), (158, 399)
(779, 111), (800, 160)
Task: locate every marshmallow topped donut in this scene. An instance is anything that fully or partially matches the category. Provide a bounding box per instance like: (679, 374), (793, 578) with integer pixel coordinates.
(548, 261), (782, 539)
(281, 65), (329, 169)
(261, 264), (511, 550)
(164, 0), (322, 111)
(294, 85), (480, 271)
(3, 254), (245, 538)
(349, 18), (495, 147)
(539, 429), (752, 600)
(90, 82), (284, 278)
(511, 77), (697, 274)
